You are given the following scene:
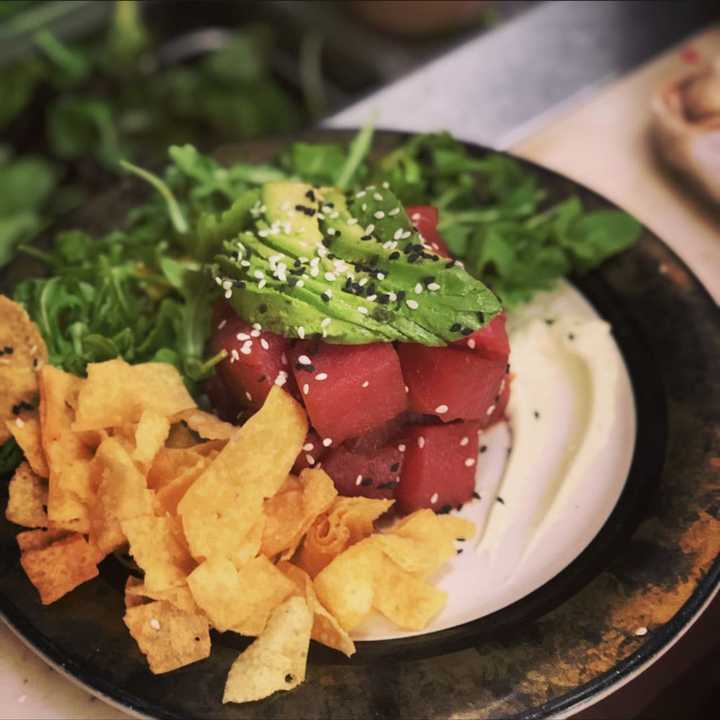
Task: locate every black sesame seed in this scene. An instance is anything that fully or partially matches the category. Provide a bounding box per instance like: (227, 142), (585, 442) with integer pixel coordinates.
(479, 445), (487, 454)
(288, 277), (298, 288)
(456, 548), (464, 555)
(294, 204), (316, 217)
(378, 293), (391, 305)
(285, 673), (295, 683)
(456, 537), (466, 542)
(460, 327), (473, 336)
(321, 293), (330, 303)
(533, 410), (540, 419)
(258, 303), (268, 314)
(389, 463), (400, 472)
(257, 375), (267, 383)
(305, 189), (316, 202)
(361, 477), (373, 487)
(450, 323), (462, 333)
(496, 497), (505, 505)
(361, 234), (373, 241)
(568, 333), (576, 341)
(438, 505), (452, 515)
(377, 480), (399, 490)
(396, 290), (406, 301)
(476, 312), (485, 323)
(388, 251), (401, 260)
(3, 346), (14, 354)
(506, 363), (511, 373)
(445, 260), (456, 268)
(545, 318), (555, 326)
(472, 491), (481, 500)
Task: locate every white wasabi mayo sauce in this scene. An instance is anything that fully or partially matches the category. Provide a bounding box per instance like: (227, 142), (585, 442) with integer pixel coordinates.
(354, 280), (635, 640)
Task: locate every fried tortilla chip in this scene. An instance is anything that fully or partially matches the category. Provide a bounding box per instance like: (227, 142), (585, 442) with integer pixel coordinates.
(20, 533), (99, 604)
(73, 359), (196, 431)
(223, 596), (312, 704)
(133, 410), (170, 467)
(6, 413), (48, 477)
(122, 515), (195, 592)
(173, 409), (235, 440)
(375, 510), (476, 579)
(16, 527), (68, 552)
(124, 578), (201, 614)
(312, 537), (382, 631)
(297, 496), (393, 578)
(278, 561), (355, 657)
(0, 295), (47, 445)
(6, 461), (47, 528)
(124, 600), (211, 674)
(165, 421), (197, 448)
(187, 555), (295, 635)
(261, 468), (337, 559)
(39, 365), (92, 532)
(153, 457), (210, 517)
(372, 554), (447, 630)
(178, 387), (307, 565)
(89, 437), (154, 556)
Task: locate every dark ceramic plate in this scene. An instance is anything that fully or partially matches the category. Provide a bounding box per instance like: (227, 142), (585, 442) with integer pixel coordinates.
(1, 130), (718, 719)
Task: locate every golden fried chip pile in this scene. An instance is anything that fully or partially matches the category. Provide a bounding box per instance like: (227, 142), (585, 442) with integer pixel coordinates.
(2, 298), (476, 704)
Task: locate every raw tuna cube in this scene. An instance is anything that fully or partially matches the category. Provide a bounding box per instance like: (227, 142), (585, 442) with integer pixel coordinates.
(290, 341), (407, 444)
(397, 344), (505, 423)
(209, 315), (295, 411)
(482, 372), (512, 429)
(343, 415), (409, 455)
(406, 205), (451, 258)
(451, 312), (510, 363)
(396, 422), (482, 514)
(292, 429), (328, 474)
(322, 443), (404, 500)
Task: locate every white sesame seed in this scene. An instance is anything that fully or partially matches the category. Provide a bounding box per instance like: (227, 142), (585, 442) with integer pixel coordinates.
(362, 203), (368, 211)
(240, 344), (252, 355)
(218, 319), (227, 330)
(224, 289), (232, 299)
(215, 276), (223, 286)
(382, 181), (390, 189)
(634, 626), (648, 636)
(373, 192), (383, 201)
(355, 474), (363, 486)
(428, 282), (441, 291)
(411, 212), (421, 221)
(388, 207), (400, 216)
(404, 384), (409, 392)
(222, 279), (232, 290)
(281, 353), (288, 365)
(465, 458), (476, 467)
(486, 404), (496, 416)
(361, 380), (369, 388)
(303, 443), (314, 452)
(245, 391), (253, 402)
(321, 318), (332, 327)
(358, 306), (368, 315)
(393, 228), (403, 240)
(316, 372), (328, 381)
(15, 418), (24, 428)
(305, 454), (315, 466)
(355, 190), (366, 198)
(435, 404), (449, 414)
(406, 299), (419, 310)
(327, 227), (336, 236)
(347, 218), (358, 225)
(298, 326), (306, 339)
(367, 295), (377, 301)
(377, 273), (385, 280)
(374, 211), (385, 219)
(149, 618), (161, 631)
(310, 267), (319, 277)
(254, 270), (264, 279)
(250, 329), (261, 338)
(230, 349), (240, 363)
(298, 355), (311, 365)
(418, 436), (425, 448)
(260, 338), (270, 350)
(468, 339), (476, 349)
(253, 323), (262, 331)
(322, 438), (333, 447)
(258, 279), (266, 289)
(358, 277), (368, 287)
(324, 272), (336, 281)
(398, 444), (406, 452)
(297, 280), (305, 287)
(460, 436), (469, 446)
(274, 371), (288, 386)
(365, 224), (375, 234)
(414, 283), (423, 294)
(430, 492), (438, 504)
(303, 383), (310, 395)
